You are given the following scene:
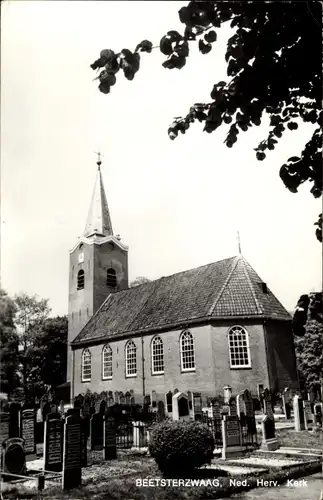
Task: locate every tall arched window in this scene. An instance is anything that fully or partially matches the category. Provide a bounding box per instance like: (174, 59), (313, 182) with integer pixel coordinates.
(228, 326), (251, 368)
(77, 270), (85, 290)
(106, 268), (117, 288)
(125, 340), (137, 377)
(180, 331), (195, 372)
(151, 336), (164, 374)
(102, 344), (113, 379)
(81, 348), (91, 382)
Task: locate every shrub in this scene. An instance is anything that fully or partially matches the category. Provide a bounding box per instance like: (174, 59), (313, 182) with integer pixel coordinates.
(149, 420), (215, 477)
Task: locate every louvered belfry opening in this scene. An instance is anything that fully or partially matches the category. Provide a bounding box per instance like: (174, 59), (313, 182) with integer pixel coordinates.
(106, 268), (117, 288)
(77, 270), (85, 290)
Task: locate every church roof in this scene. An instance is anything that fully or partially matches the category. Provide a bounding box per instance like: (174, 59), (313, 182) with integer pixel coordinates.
(84, 163), (113, 238)
(71, 255), (291, 347)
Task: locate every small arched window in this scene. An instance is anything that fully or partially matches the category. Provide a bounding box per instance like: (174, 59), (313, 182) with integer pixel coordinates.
(125, 340), (137, 377)
(180, 331), (195, 372)
(151, 336), (164, 374)
(228, 326), (251, 368)
(102, 344), (112, 379)
(77, 270), (85, 290)
(81, 348), (91, 382)
(106, 268), (117, 288)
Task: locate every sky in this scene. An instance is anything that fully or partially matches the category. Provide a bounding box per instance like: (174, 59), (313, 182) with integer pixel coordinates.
(1, 1), (322, 317)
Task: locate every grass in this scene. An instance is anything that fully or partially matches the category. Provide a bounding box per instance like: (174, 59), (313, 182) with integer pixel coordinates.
(275, 428), (323, 449)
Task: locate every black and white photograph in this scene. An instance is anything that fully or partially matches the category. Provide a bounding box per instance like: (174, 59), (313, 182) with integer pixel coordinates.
(1, 1), (322, 499)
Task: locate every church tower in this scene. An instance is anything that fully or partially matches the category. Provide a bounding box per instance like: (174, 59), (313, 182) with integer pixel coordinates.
(67, 156), (129, 383)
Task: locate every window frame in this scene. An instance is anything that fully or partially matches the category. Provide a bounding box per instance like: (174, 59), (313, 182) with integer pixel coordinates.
(102, 344), (113, 380)
(106, 268), (117, 288)
(180, 330), (196, 373)
(151, 335), (164, 375)
(81, 348), (91, 382)
(228, 325), (251, 369)
(125, 340), (137, 378)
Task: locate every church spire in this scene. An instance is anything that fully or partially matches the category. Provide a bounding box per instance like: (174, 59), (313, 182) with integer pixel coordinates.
(83, 154), (113, 238)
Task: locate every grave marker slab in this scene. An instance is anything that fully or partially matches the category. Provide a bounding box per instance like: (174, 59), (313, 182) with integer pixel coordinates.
(293, 395), (305, 431)
(221, 416), (243, 459)
(90, 413), (103, 450)
(62, 414), (82, 490)
(44, 413), (63, 472)
(2, 437), (26, 477)
(8, 403), (21, 438)
(20, 409), (36, 459)
(303, 401), (314, 430)
(313, 402), (322, 426)
(157, 400), (166, 421)
(103, 415), (117, 460)
(172, 392), (189, 421)
(261, 415), (279, 451)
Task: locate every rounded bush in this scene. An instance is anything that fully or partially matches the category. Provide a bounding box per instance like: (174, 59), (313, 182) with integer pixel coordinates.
(149, 420), (215, 477)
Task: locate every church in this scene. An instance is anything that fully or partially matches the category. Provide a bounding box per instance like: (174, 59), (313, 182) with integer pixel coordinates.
(67, 158), (299, 406)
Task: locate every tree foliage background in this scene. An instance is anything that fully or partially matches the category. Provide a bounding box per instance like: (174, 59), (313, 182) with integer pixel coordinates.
(0, 290), (67, 402)
(91, 1), (322, 240)
(293, 292), (323, 395)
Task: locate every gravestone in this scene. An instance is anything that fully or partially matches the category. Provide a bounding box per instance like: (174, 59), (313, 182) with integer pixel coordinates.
(2, 437), (26, 477)
(261, 415), (279, 451)
(20, 409), (36, 460)
(313, 402), (322, 426)
(9, 403), (21, 438)
(157, 400), (166, 421)
(293, 395), (305, 431)
(229, 399), (237, 417)
(40, 395), (48, 412)
(223, 386), (232, 404)
(103, 415), (117, 460)
(90, 413), (103, 450)
(166, 391), (173, 413)
(99, 400), (106, 415)
(243, 390), (257, 436)
(59, 401), (65, 415)
(44, 413), (63, 472)
(211, 400), (221, 421)
(151, 391), (157, 409)
(262, 389), (273, 417)
(42, 402), (52, 422)
(80, 416), (88, 468)
(125, 391), (131, 405)
(303, 401), (314, 430)
(172, 392), (189, 421)
(221, 416), (243, 459)
(62, 414), (82, 490)
(282, 394), (291, 419)
(0, 412), (10, 445)
(193, 392), (203, 421)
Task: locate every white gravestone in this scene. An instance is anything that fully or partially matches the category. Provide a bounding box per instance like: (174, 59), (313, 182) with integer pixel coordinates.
(172, 392), (190, 421)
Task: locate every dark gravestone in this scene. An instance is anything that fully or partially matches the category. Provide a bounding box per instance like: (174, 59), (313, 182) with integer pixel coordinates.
(80, 417), (88, 468)
(21, 409), (36, 458)
(44, 413), (63, 472)
(166, 392), (173, 413)
(298, 398), (305, 427)
(263, 416), (275, 440)
(42, 402), (51, 422)
(9, 403), (21, 438)
(212, 400), (221, 421)
(62, 414), (82, 490)
(99, 400), (106, 415)
(193, 392), (202, 415)
(0, 412), (10, 445)
(157, 401), (166, 421)
(178, 396), (189, 417)
(229, 400), (238, 417)
(90, 413), (103, 450)
(103, 415), (117, 460)
(2, 437), (26, 477)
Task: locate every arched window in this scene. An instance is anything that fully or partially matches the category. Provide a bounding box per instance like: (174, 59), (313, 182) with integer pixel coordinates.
(77, 270), (85, 290)
(228, 326), (251, 368)
(151, 336), (164, 374)
(106, 268), (117, 288)
(180, 331), (195, 372)
(125, 340), (137, 377)
(102, 344), (113, 379)
(81, 348), (91, 382)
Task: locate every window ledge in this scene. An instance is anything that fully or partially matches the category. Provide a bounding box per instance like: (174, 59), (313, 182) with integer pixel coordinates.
(230, 366), (252, 370)
(126, 374), (137, 378)
(82, 379), (91, 383)
(181, 368), (196, 373)
(102, 376), (113, 380)
(152, 371), (165, 376)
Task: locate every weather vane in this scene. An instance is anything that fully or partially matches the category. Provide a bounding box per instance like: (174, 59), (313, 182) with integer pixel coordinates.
(94, 151), (104, 168)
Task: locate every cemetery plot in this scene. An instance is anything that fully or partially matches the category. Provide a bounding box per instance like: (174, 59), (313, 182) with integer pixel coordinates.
(62, 414), (82, 490)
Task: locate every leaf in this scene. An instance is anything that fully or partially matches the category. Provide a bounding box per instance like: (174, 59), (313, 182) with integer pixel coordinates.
(167, 30), (182, 42)
(205, 30), (217, 43)
(100, 49), (116, 61)
(135, 40), (153, 53)
(160, 35), (173, 56)
(287, 122), (298, 130)
(256, 152), (266, 161)
(198, 40), (212, 55)
(288, 156), (300, 163)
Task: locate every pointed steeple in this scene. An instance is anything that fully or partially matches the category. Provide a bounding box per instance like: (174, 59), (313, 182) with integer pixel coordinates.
(84, 155), (113, 238)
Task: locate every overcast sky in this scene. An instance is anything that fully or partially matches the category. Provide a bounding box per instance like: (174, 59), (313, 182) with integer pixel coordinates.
(1, 1), (321, 316)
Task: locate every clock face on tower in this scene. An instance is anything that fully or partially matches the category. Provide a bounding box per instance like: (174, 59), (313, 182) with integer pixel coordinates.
(78, 252), (84, 263)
